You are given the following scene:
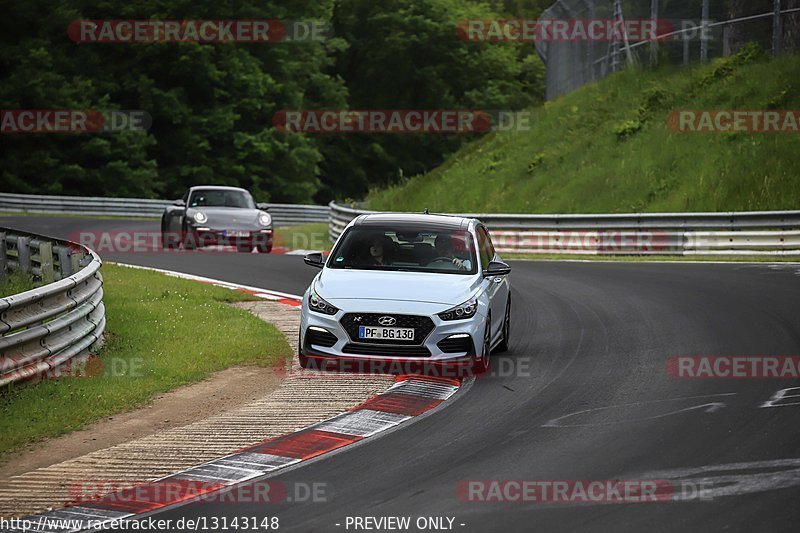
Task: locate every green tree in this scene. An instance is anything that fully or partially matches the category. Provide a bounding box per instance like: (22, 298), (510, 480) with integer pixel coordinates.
(1, 0), (544, 203)
(316, 0), (543, 201)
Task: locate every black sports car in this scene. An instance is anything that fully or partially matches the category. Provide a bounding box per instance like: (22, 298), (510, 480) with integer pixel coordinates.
(161, 186), (273, 253)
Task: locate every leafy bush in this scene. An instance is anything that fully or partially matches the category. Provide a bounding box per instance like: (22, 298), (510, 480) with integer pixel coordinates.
(613, 119), (643, 140)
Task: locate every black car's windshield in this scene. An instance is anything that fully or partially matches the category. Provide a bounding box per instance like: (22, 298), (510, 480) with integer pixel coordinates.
(328, 226), (477, 275)
(189, 189), (254, 209)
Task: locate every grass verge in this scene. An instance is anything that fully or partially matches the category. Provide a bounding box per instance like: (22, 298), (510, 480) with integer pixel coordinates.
(275, 223), (331, 251)
(368, 48), (800, 214)
(0, 272), (36, 298)
(0, 263), (291, 460)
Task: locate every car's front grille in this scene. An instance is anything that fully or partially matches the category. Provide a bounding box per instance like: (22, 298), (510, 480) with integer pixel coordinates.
(340, 313), (435, 345)
(305, 328), (338, 348)
(437, 335), (474, 354)
(342, 343), (432, 358)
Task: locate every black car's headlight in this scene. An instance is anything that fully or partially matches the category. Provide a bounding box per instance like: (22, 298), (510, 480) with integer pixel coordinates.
(258, 212), (272, 227)
(308, 290), (338, 315)
(192, 211), (207, 224)
(438, 297), (478, 321)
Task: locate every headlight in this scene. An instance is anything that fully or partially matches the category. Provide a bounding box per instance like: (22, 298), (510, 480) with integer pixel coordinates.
(308, 290), (338, 315)
(258, 212), (272, 226)
(438, 297), (478, 321)
(193, 211), (207, 224)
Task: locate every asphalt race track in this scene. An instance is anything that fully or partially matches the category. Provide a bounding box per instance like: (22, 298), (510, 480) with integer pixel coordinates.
(3, 215), (800, 532)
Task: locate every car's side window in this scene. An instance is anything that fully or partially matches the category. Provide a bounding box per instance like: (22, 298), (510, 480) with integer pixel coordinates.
(484, 228), (496, 259)
(477, 226), (491, 270)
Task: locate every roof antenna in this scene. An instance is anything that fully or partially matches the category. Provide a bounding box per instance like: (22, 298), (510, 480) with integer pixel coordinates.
(423, 208), (429, 215)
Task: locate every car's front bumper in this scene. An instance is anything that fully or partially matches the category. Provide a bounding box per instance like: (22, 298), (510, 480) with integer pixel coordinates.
(187, 227), (273, 246)
(299, 300), (488, 376)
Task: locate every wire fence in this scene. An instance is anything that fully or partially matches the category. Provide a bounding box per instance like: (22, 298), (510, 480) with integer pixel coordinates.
(536, 0), (800, 99)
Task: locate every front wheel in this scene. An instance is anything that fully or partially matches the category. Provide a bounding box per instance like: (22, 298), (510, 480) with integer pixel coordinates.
(162, 230), (179, 250)
(257, 243), (272, 253)
(472, 316), (491, 374)
(182, 228), (197, 250)
(495, 296), (511, 353)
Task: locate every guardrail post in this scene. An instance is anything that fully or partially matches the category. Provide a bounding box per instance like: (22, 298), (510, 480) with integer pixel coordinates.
(16, 236), (31, 275)
(38, 241), (55, 284)
(70, 252), (82, 274)
(56, 246), (73, 278)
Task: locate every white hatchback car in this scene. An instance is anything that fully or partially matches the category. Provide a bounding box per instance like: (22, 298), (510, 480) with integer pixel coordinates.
(299, 213), (511, 375)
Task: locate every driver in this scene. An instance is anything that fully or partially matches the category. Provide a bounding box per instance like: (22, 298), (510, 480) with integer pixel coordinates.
(366, 235), (392, 266)
(434, 235), (471, 271)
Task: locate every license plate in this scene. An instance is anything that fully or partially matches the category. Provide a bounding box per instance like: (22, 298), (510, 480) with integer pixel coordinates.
(358, 326), (415, 341)
(224, 230), (250, 237)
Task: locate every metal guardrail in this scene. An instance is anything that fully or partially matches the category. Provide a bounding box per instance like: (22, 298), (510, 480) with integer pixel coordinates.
(0, 228), (105, 387)
(329, 202), (800, 256)
(0, 192), (329, 227)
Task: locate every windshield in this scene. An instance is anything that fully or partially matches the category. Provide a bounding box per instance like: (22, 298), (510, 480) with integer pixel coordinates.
(328, 226), (477, 275)
(188, 189), (254, 209)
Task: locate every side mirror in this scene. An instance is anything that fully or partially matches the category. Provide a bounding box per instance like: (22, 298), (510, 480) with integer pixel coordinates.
(483, 260), (511, 277)
(173, 199), (186, 207)
(304, 252), (325, 269)
(256, 202), (269, 210)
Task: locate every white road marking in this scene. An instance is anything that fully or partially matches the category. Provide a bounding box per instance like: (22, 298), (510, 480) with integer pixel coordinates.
(542, 393), (737, 427)
(760, 386), (800, 408)
(637, 458), (800, 501)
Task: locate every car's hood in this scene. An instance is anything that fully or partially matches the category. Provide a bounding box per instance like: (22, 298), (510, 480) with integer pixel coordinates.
(315, 268), (480, 306)
(189, 207), (264, 227)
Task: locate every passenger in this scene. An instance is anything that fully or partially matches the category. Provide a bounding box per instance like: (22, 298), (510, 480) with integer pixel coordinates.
(434, 234), (471, 271)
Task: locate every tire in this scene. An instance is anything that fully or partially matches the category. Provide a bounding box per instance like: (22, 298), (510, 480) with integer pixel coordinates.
(495, 296), (511, 353)
(162, 231), (179, 250)
(182, 228), (197, 250)
(472, 315), (491, 374)
(257, 243), (272, 254)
